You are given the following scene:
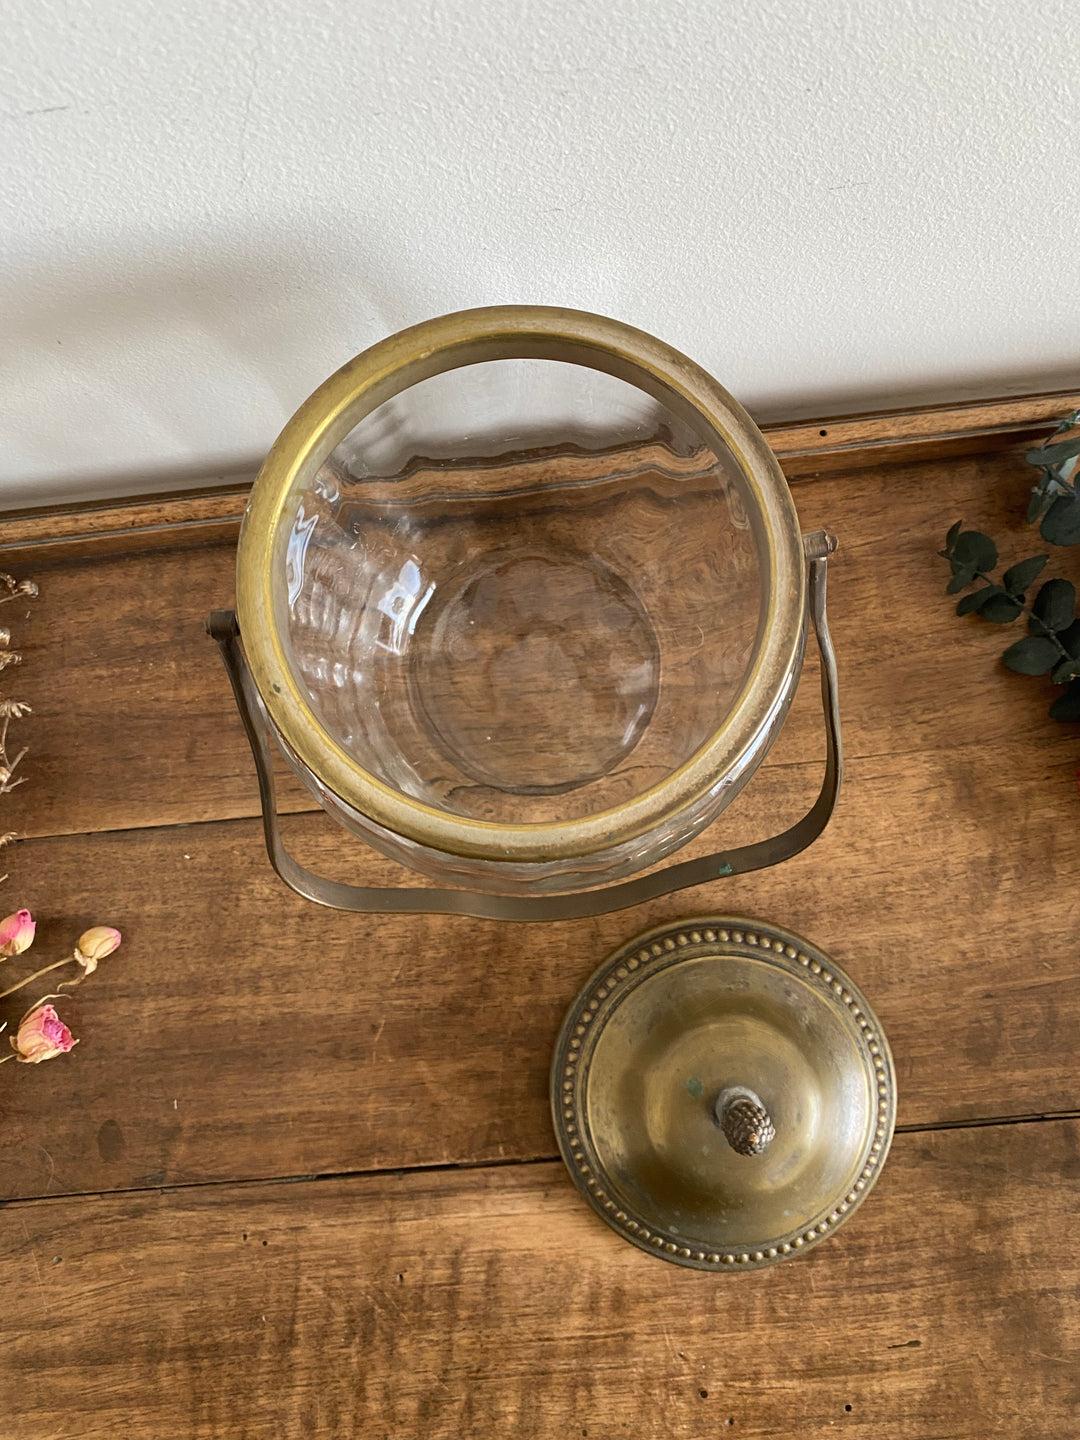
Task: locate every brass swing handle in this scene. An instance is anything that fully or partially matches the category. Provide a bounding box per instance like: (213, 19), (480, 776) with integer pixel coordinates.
(207, 540), (841, 922)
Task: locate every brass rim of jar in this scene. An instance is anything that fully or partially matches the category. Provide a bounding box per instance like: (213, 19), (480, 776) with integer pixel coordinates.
(235, 305), (806, 863)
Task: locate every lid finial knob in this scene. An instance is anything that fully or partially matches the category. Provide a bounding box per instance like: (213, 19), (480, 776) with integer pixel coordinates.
(716, 1086), (775, 1157)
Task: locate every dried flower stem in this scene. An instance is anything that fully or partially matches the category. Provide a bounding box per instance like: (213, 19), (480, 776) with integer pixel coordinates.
(0, 716), (28, 795)
(0, 573), (34, 826)
(0, 954), (79, 1002)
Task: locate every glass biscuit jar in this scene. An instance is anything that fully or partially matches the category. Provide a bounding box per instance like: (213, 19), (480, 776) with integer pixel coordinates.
(210, 306), (840, 921)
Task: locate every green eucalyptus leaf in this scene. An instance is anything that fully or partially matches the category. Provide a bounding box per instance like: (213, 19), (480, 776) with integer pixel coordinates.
(1002, 635), (1060, 675)
(956, 585), (999, 616)
(1040, 493), (1080, 546)
(1052, 657), (1080, 685)
(945, 519), (962, 550)
(1056, 618), (1080, 658)
(946, 565), (977, 594)
(1049, 681), (1080, 722)
(979, 593), (1024, 623)
(1032, 577), (1076, 632)
(952, 529), (997, 571)
(1025, 436), (1080, 468)
(1027, 488), (1053, 525)
(1002, 554), (1049, 597)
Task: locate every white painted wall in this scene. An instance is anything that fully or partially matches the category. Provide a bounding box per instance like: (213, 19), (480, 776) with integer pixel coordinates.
(1, 0), (1077, 506)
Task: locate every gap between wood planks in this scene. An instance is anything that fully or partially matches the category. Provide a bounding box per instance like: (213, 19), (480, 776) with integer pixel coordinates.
(0, 1109), (1076, 1214)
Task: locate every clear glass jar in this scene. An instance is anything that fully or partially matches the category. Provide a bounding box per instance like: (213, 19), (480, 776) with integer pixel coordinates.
(236, 308), (807, 895)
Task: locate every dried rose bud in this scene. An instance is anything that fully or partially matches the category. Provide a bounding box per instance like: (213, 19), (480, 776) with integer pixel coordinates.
(0, 909), (35, 957)
(74, 925), (121, 976)
(12, 1003), (77, 1063)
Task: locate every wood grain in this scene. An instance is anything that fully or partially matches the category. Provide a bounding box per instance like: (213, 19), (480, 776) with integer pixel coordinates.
(0, 404), (1077, 1437)
(2, 446), (1070, 841)
(2, 387), (1077, 567)
(767, 386), (1080, 475)
(0, 443), (1077, 1200)
(0, 484), (252, 567)
(0, 714), (1076, 1200)
(1, 1120), (1077, 1439)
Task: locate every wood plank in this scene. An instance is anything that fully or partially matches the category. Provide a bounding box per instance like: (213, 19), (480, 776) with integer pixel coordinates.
(0, 537), (316, 841)
(1, 387), (1077, 566)
(0, 718), (1076, 1200)
(2, 446), (1071, 841)
(0, 483), (253, 567)
(768, 386), (1080, 476)
(2, 395), (1076, 1440)
(0, 1120), (1077, 1438)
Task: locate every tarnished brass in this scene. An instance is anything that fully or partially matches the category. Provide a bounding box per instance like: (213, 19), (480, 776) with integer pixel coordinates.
(551, 916), (896, 1270)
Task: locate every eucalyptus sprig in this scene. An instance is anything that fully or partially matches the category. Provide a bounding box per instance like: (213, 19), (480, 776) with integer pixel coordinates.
(938, 408), (1080, 737)
(1025, 407), (1080, 541)
(940, 524), (1080, 721)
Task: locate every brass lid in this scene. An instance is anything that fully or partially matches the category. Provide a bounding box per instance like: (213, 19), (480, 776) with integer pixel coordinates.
(551, 917), (896, 1270)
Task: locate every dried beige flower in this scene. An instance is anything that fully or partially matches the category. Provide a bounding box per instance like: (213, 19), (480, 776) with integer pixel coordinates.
(0, 574), (37, 603)
(73, 926), (122, 977)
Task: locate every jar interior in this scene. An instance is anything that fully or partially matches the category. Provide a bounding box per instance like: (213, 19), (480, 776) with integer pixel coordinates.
(279, 358), (765, 827)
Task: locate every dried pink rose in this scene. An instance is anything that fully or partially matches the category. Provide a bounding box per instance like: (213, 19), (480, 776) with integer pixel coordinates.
(12, 1002), (77, 1063)
(74, 926), (121, 976)
(0, 909), (35, 958)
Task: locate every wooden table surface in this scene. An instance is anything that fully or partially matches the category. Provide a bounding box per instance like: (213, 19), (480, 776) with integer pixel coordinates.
(0, 424), (1077, 1437)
